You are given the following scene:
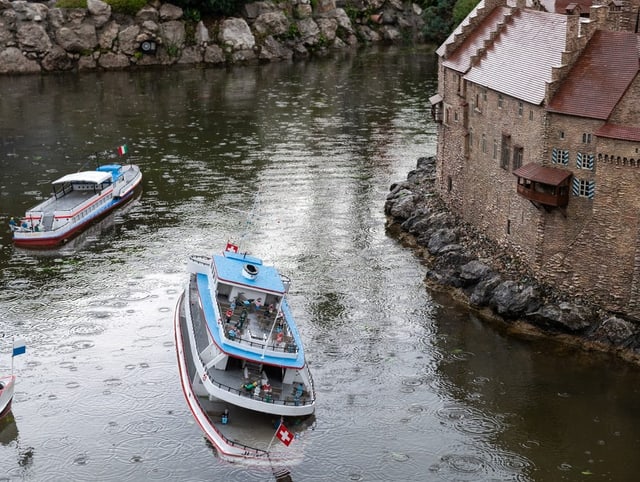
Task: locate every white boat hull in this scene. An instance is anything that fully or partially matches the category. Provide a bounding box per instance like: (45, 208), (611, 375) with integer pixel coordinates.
(0, 375), (16, 419)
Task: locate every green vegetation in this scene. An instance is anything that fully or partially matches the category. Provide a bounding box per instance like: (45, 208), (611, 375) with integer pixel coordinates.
(165, 43), (180, 57)
(183, 8), (202, 22)
(452, 0), (481, 25)
(55, 0), (87, 7)
(56, 0), (146, 15)
(421, 0), (480, 44)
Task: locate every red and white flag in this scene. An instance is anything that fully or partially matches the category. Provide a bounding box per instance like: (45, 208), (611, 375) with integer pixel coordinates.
(275, 422), (294, 447)
(225, 242), (239, 253)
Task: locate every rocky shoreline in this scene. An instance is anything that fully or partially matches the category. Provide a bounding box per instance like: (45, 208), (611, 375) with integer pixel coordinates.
(0, 0), (425, 74)
(385, 157), (640, 365)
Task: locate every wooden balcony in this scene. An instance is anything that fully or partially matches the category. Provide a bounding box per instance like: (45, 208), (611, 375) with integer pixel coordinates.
(513, 163), (572, 208)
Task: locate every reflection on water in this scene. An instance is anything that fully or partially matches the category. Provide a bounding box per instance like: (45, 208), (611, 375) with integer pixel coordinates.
(0, 47), (640, 481)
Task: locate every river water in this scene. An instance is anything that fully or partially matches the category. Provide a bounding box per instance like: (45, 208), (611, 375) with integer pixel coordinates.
(1, 47), (640, 481)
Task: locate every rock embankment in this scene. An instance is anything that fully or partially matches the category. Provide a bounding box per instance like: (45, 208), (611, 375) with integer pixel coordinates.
(385, 157), (640, 364)
(0, 0), (425, 74)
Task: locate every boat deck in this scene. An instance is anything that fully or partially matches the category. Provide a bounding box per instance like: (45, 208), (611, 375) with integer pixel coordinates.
(46, 189), (97, 213)
(218, 297), (298, 353)
(187, 277), (311, 406)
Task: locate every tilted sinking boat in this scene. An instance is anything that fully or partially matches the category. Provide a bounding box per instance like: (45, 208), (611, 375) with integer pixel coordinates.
(10, 147), (142, 248)
(174, 241), (316, 465)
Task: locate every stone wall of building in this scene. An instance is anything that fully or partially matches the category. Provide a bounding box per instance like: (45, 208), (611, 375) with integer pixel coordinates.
(0, 0), (426, 74)
(434, 0), (640, 317)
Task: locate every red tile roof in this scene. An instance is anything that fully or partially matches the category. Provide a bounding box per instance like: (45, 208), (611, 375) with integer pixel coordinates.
(464, 9), (568, 105)
(546, 30), (639, 119)
(595, 123), (640, 142)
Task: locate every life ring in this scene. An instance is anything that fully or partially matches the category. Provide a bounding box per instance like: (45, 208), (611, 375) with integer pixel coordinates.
(276, 332), (283, 343)
(141, 41), (153, 52)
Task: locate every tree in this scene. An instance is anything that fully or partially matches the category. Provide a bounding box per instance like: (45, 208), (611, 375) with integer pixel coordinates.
(453, 0), (481, 26)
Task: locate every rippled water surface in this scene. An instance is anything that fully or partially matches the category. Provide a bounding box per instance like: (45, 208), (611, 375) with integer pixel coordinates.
(1, 47), (640, 481)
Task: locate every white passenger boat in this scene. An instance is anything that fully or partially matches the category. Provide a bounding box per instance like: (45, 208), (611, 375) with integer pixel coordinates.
(10, 152), (142, 248)
(174, 241), (316, 465)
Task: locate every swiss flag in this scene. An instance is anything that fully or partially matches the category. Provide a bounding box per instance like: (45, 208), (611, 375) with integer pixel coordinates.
(225, 242), (239, 253)
(275, 422), (294, 447)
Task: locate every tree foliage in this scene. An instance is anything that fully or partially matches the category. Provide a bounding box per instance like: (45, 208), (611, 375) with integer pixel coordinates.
(453, 0), (481, 26)
(421, 0), (481, 45)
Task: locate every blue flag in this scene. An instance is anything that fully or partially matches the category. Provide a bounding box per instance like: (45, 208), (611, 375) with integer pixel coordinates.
(12, 337), (25, 357)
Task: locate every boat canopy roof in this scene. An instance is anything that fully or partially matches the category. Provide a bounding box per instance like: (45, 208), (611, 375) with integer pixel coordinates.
(213, 251), (286, 294)
(52, 171), (112, 185)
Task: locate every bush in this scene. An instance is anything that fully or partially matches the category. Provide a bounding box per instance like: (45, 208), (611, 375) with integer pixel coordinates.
(106, 0), (148, 16)
(55, 0), (147, 15)
(55, 0), (87, 8)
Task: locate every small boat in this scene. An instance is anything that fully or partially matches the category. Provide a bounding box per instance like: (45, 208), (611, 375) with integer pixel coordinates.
(0, 375), (15, 420)
(10, 149), (142, 248)
(174, 241), (316, 465)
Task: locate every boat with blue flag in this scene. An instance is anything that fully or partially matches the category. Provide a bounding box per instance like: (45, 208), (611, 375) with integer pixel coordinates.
(0, 337), (25, 420)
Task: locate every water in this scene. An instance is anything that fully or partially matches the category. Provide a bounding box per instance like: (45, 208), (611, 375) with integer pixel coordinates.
(1, 46), (640, 481)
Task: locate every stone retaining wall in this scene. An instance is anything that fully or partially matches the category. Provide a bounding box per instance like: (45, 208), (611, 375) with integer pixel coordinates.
(385, 157), (640, 366)
(0, 0), (425, 74)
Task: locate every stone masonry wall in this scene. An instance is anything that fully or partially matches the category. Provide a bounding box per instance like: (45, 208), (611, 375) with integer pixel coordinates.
(0, 0), (426, 74)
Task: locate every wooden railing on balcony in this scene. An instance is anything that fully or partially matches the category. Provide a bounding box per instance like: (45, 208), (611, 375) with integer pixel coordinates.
(516, 182), (569, 207)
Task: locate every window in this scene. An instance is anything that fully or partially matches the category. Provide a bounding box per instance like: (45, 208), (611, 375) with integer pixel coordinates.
(576, 152), (594, 170)
(506, 219), (511, 235)
(500, 134), (511, 169)
(447, 176), (452, 192)
(572, 178), (595, 199)
(482, 89), (487, 102)
(482, 134), (487, 154)
(552, 147), (569, 165)
(559, 131), (565, 140)
(529, 110), (534, 121)
(513, 146), (523, 170)
(498, 94), (503, 108)
(582, 133), (592, 143)
(493, 139), (498, 160)
(518, 102), (523, 117)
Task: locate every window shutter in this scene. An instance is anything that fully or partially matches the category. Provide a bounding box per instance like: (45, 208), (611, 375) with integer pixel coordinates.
(572, 177), (580, 196)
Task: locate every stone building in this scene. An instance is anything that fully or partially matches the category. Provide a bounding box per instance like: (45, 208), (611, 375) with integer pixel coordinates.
(431, 0), (640, 316)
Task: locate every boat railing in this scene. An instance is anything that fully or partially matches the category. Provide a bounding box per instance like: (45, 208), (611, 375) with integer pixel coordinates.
(204, 366), (315, 408)
(190, 254), (210, 266)
(306, 365), (317, 402)
(222, 328), (299, 355)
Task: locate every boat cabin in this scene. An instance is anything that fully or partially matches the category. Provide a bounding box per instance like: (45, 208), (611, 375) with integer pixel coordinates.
(52, 171), (113, 199)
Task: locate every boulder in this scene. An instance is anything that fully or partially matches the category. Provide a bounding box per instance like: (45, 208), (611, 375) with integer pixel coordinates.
(219, 18), (255, 50)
